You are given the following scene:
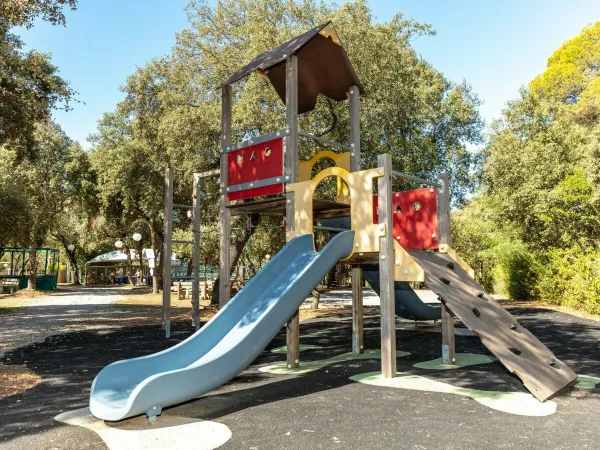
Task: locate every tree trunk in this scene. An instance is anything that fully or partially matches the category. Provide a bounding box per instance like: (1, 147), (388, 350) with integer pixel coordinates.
(27, 244), (37, 290)
(124, 244), (135, 287)
(55, 236), (80, 285)
(211, 213), (261, 304)
(148, 215), (163, 294)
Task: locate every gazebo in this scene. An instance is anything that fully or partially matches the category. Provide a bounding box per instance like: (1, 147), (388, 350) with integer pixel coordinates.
(85, 249), (159, 285)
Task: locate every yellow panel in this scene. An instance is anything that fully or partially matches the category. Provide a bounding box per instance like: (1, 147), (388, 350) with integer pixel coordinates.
(439, 244), (475, 279)
(298, 151), (351, 204)
(286, 166), (384, 256)
(393, 241), (425, 282)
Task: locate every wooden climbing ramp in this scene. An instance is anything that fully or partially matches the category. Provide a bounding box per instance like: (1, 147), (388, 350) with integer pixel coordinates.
(408, 251), (577, 402)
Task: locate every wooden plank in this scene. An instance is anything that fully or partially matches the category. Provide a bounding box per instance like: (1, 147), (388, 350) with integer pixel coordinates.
(228, 197), (350, 217)
(349, 85), (363, 354)
(191, 174), (201, 331)
(286, 309), (300, 368)
(441, 304), (455, 364)
(408, 250), (578, 401)
(436, 173), (454, 360)
(162, 166), (174, 338)
(349, 85), (360, 171)
(437, 173), (451, 246)
(377, 153), (396, 378)
(219, 85), (232, 307)
(351, 266), (364, 354)
(285, 55), (300, 369)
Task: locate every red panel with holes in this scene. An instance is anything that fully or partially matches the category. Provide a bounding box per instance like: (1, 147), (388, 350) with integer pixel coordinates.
(227, 138), (284, 201)
(372, 188), (439, 250)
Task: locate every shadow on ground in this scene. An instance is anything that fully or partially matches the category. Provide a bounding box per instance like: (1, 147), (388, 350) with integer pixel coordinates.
(0, 303), (599, 446)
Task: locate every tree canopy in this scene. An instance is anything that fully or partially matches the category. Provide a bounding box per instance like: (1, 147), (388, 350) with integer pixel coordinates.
(454, 21), (600, 312)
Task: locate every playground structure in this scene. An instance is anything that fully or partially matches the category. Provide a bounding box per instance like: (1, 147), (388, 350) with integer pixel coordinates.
(91, 22), (577, 422)
(0, 247), (59, 292)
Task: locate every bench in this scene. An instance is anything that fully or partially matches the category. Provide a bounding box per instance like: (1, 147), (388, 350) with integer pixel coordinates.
(171, 280), (214, 304)
(1, 279), (19, 294)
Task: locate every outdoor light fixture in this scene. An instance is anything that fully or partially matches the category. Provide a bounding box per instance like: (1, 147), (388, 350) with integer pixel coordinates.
(265, 254), (271, 260)
(114, 240), (124, 249)
(187, 209), (194, 219)
(132, 232), (142, 242)
(67, 244), (75, 251)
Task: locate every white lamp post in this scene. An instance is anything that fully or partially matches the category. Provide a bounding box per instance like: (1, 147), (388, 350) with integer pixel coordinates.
(67, 244), (75, 251)
(132, 232), (142, 242)
(115, 240), (123, 249)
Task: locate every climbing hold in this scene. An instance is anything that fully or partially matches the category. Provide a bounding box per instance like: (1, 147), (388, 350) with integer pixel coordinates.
(547, 357), (558, 367)
(439, 277), (451, 285)
(250, 151), (257, 160)
(446, 262), (455, 270)
(509, 323), (518, 330)
(472, 307), (480, 317)
(508, 346), (522, 356)
(476, 291), (485, 298)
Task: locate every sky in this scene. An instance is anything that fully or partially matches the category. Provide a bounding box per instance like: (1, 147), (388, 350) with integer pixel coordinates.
(16, 0), (600, 148)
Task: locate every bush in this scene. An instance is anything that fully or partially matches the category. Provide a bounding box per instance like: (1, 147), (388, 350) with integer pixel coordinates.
(535, 245), (600, 314)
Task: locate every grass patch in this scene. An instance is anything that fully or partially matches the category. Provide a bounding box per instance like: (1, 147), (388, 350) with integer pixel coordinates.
(0, 306), (20, 316)
(0, 364), (42, 399)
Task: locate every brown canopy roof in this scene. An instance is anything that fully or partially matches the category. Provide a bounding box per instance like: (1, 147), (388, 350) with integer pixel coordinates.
(221, 22), (363, 114)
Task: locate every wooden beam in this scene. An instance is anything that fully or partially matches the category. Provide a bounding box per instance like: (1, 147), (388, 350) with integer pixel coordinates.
(349, 84), (363, 354)
(377, 153), (396, 378)
(191, 173), (202, 331)
(219, 85), (232, 307)
(437, 173), (454, 363)
(441, 303), (456, 364)
(286, 309), (300, 369)
(351, 266), (364, 354)
(162, 166), (174, 338)
(349, 85), (361, 171)
(285, 55), (300, 369)
(437, 173), (451, 246)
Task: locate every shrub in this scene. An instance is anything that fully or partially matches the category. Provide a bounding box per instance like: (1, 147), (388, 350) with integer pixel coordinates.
(535, 245), (600, 314)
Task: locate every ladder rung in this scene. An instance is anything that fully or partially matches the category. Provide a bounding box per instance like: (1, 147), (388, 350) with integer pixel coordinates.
(173, 204), (194, 209)
(172, 240), (194, 244)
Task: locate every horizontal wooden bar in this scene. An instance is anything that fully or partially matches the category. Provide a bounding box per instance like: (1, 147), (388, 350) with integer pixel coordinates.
(314, 226), (346, 233)
(173, 203), (193, 209)
(172, 240), (194, 244)
(391, 170), (441, 188)
(196, 169), (220, 178)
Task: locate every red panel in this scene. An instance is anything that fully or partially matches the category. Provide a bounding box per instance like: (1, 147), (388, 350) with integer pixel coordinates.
(372, 188), (439, 250)
(227, 138), (284, 201)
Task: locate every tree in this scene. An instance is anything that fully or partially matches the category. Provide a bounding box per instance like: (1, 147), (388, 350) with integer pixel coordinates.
(1, 0), (77, 28)
(1, 0), (76, 159)
(0, 121), (78, 288)
(455, 21), (600, 309)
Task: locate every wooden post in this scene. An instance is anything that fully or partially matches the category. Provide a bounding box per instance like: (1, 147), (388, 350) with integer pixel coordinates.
(437, 173), (455, 363)
(377, 153), (396, 378)
(285, 55), (300, 369)
(349, 84), (363, 354)
(441, 304), (455, 364)
(351, 266), (364, 354)
(219, 85), (232, 307)
(437, 173), (451, 246)
(162, 166), (174, 338)
(191, 173), (202, 331)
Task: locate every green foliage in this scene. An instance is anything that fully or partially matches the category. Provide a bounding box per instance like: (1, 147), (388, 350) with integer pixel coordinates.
(452, 197), (535, 299)
(0, 26), (74, 158)
(456, 21), (600, 312)
(535, 245), (600, 314)
(1, 0), (77, 28)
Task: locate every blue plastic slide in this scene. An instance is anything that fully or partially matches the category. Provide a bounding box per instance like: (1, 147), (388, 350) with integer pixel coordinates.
(320, 217), (441, 321)
(89, 231), (354, 421)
